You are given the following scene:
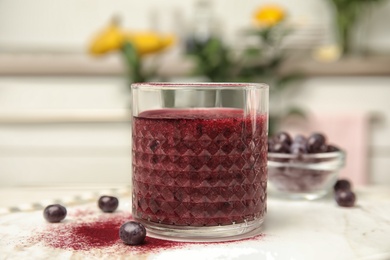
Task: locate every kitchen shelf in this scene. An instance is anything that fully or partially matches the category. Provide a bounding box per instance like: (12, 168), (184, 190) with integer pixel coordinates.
(0, 53), (390, 77)
(0, 110), (131, 124)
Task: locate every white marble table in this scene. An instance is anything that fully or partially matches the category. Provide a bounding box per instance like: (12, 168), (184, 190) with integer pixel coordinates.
(0, 185), (389, 260)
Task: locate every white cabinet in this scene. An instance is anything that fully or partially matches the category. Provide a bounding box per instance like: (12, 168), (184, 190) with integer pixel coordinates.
(0, 76), (132, 186)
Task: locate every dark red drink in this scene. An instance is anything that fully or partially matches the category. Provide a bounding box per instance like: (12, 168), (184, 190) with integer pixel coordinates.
(132, 108), (267, 227)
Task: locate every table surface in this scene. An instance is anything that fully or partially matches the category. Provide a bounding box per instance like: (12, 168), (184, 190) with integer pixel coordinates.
(0, 185), (389, 260)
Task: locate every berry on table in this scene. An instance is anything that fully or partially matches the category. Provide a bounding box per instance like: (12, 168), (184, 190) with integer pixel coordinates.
(334, 179), (352, 192)
(335, 190), (356, 207)
(98, 195), (119, 213)
(119, 221), (147, 245)
(43, 204), (67, 223)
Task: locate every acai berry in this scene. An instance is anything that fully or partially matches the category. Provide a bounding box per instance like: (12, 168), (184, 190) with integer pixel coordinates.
(43, 204), (67, 223)
(98, 195), (119, 213)
(119, 221), (147, 245)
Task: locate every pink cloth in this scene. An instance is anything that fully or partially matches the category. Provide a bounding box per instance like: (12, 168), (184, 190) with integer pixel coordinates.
(281, 111), (369, 185)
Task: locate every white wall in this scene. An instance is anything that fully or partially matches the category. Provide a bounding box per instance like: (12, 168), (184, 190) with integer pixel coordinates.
(0, 76), (132, 186)
(0, 0), (389, 52)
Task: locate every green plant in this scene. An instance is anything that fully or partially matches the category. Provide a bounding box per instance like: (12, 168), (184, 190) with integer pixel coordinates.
(186, 37), (234, 82)
(89, 19), (175, 84)
(186, 4), (304, 135)
(329, 0), (386, 55)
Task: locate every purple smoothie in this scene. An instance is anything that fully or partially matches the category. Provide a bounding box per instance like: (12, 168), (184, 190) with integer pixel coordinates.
(132, 108), (268, 226)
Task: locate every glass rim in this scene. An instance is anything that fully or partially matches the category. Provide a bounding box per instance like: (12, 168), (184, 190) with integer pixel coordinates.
(131, 82), (269, 90)
(268, 150), (345, 160)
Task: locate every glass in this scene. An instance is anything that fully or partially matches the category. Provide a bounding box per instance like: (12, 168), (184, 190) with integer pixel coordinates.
(268, 150), (346, 200)
(131, 82), (269, 241)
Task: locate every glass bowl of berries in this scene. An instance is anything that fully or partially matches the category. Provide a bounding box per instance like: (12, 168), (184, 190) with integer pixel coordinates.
(267, 132), (346, 200)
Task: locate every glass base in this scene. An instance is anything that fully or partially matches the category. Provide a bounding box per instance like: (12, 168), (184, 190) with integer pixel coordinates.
(135, 217), (265, 242)
(270, 188), (329, 200)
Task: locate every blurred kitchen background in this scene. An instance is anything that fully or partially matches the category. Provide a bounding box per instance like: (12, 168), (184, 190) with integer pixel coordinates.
(1, 0), (390, 187)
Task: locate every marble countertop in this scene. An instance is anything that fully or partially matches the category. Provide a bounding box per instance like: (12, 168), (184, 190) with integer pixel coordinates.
(0, 185), (389, 260)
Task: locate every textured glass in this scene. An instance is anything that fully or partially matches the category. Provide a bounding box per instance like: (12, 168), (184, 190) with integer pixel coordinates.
(131, 83), (268, 241)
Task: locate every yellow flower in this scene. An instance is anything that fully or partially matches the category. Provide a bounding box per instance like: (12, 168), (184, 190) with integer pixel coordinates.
(89, 21), (174, 56)
(124, 32), (175, 56)
(253, 4), (286, 27)
(89, 22), (124, 55)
